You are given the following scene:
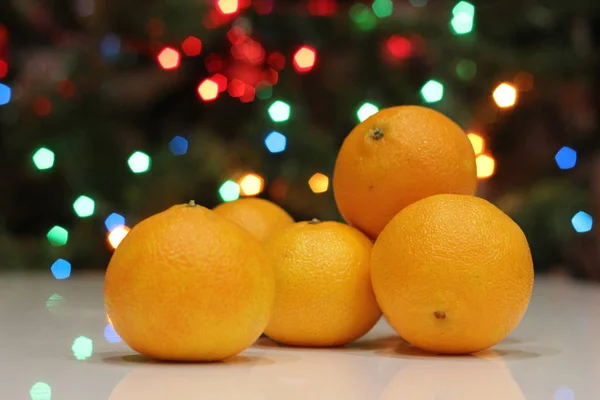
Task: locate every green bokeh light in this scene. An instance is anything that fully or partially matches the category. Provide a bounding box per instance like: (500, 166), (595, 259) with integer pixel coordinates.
(72, 336), (93, 360)
(32, 148), (55, 170)
(357, 102), (380, 122)
(455, 59), (477, 81)
(420, 80), (445, 103)
(349, 4), (377, 31)
(127, 151), (151, 174)
(219, 180), (240, 202)
(451, 1), (475, 35)
(30, 382), (52, 400)
(268, 100), (291, 122)
(46, 226), (69, 247)
(256, 84), (273, 100)
(73, 195), (95, 218)
(46, 293), (64, 313)
(372, 0), (393, 18)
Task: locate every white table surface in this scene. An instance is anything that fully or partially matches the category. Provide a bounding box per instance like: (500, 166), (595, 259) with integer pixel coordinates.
(1, 273), (598, 400)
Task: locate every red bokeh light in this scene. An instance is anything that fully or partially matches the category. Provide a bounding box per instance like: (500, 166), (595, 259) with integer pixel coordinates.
(204, 53), (224, 72)
(254, 0), (273, 14)
(240, 85), (256, 103)
(197, 79), (219, 102)
(293, 46), (317, 73)
(57, 80), (76, 99)
(181, 36), (202, 56)
(157, 47), (181, 70)
(216, 0), (239, 15)
(386, 36), (412, 59)
(268, 52), (285, 70)
(211, 73), (228, 92)
(263, 68), (279, 85)
(307, 0), (338, 16)
(228, 79), (245, 98)
(227, 26), (246, 44)
(0, 60), (7, 79)
(33, 97), (52, 117)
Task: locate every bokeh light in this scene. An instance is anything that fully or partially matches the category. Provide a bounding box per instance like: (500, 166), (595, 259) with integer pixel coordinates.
(217, 0), (239, 15)
(265, 131), (287, 153)
(357, 102), (379, 122)
(72, 336), (93, 360)
(467, 133), (485, 155)
(47, 226), (69, 247)
(32, 147), (55, 170)
(239, 173), (265, 196)
(169, 136), (189, 155)
(476, 154), (495, 179)
(181, 36), (202, 56)
(451, 1), (475, 35)
(197, 79), (219, 102)
(293, 46), (317, 73)
(349, 3), (377, 30)
(219, 180), (240, 202)
(420, 80), (444, 103)
(268, 100), (291, 122)
(51, 258), (71, 280)
(455, 59), (477, 81)
(29, 382), (52, 400)
(555, 146), (577, 170)
(571, 211), (593, 233)
(46, 293), (64, 313)
(308, 173), (329, 193)
(493, 83), (517, 108)
(157, 47), (181, 70)
(104, 324), (122, 343)
(0, 60), (7, 79)
(73, 195), (95, 218)
(108, 225), (130, 249)
(554, 386), (575, 400)
(386, 36), (411, 59)
(127, 151), (151, 174)
(0, 83), (11, 106)
(372, 0), (393, 18)
(100, 34), (121, 59)
(104, 213), (125, 232)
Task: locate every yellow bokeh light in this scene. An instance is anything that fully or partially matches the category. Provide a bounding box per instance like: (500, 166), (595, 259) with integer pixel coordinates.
(108, 225), (130, 249)
(493, 83), (517, 108)
(239, 173), (264, 196)
(308, 173), (329, 194)
(476, 154), (496, 179)
(217, 0), (239, 14)
(467, 133), (485, 155)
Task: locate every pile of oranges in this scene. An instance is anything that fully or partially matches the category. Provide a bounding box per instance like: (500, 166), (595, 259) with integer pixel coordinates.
(105, 105), (534, 361)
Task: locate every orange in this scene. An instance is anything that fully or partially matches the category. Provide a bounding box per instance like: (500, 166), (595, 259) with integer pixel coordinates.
(371, 194), (534, 354)
(213, 198), (294, 242)
(333, 105), (477, 239)
(264, 220), (381, 347)
(104, 201), (275, 361)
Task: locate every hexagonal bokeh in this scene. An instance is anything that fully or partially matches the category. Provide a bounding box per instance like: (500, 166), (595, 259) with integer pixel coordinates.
(127, 151), (151, 173)
(268, 100), (291, 122)
(554, 146), (577, 170)
(264, 131), (287, 153)
(420, 80), (444, 103)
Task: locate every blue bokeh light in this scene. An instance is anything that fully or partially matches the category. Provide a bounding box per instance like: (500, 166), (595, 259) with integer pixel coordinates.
(104, 213), (126, 232)
(51, 259), (72, 280)
(169, 136), (189, 156)
(0, 83), (11, 106)
(553, 385), (575, 400)
(571, 211), (593, 233)
(555, 146), (577, 170)
(265, 131), (287, 153)
(101, 34), (121, 59)
(104, 324), (122, 343)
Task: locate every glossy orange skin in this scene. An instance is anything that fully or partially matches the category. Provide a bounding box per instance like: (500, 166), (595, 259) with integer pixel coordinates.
(333, 106), (477, 239)
(105, 203), (275, 361)
(371, 194), (534, 354)
(213, 198), (294, 242)
(264, 220), (381, 347)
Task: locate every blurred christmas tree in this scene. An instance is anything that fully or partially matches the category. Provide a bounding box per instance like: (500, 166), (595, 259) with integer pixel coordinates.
(0, 0), (598, 278)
